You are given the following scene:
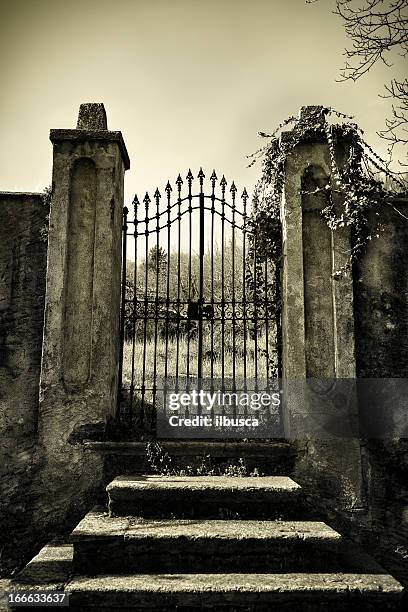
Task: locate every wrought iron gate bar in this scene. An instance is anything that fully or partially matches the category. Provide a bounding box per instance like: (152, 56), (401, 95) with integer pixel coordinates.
(125, 195), (248, 226)
(209, 170), (216, 381)
(152, 188), (160, 401)
(140, 192), (150, 427)
(220, 175), (226, 392)
(129, 210), (245, 235)
(126, 190), (248, 233)
(129, 194), (138, 415)
(186, 169), (193, 380)
(175, 174), (182, 383)
(124, 299), (271, 304)
(197, 169), (205, 382)
(118, 168), (277, 431)
(265, 257), (270, 381)
(242, 188), (248, 387)
(164, 181), (171, 382)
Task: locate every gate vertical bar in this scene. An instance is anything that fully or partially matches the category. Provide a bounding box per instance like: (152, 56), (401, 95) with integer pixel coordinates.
(253, 227), (259, 381)
(129, 195), (139, 422)
(197, 168), (205, 380)
(164, 182), (172, 381)
(275, 260), (283, 378)
(230, 182), (237, 383)
(264, 257), (270, 381)
(230, 182), (237, 419)
(210, 171), (217, 381)
(220, 175), (227, 393)
(140, 192), (150, 428)
(186, 169), (193, 380)
(175, 175), (183, 384)
(242, 189), (248, 387)
(152, 188), (161, 409)
(117, 205), (128, 418)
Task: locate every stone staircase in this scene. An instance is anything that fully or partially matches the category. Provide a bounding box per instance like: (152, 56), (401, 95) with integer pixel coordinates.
(8, 472), (404, 610)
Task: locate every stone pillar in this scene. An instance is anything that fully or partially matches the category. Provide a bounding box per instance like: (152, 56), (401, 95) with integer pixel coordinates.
(280, 106), (365, 515)
(38, 104), (129, 506)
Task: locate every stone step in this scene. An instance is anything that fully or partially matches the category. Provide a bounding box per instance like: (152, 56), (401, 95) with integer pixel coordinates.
(68, 571), (405, 611)
(71, 509), (344, 574)
(107, 475), (302, 518)
(9, 542), (404, 610)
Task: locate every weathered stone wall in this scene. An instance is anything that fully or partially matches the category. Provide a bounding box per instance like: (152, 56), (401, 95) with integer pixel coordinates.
(353, 197), (408, 581)
(37, 105), (129, 545)
(355, 198), (408, 378)
(0, 193), (48, 574)
(0, 105), (129, 578)
(280, 119), (365, 519)
(281, 118), (408, 582)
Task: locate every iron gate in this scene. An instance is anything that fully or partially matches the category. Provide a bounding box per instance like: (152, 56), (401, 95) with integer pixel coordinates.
(118, 169), (279, 429)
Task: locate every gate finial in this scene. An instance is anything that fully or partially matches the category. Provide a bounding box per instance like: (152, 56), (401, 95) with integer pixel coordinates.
(220, 175), (227, 198)
(143, 192), (151, 209)
(198, 167), (205, 187)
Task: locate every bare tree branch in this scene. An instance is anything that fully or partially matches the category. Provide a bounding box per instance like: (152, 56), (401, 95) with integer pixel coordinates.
(378, 78), (408, 160)
(308, 0), (408, 156)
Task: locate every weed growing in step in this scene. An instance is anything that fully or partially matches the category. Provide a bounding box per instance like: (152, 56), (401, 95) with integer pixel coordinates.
(146, 442), (262, 477)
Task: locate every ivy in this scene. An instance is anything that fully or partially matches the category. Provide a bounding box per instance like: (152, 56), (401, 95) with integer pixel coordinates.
(39, 184), (51, 243)
(244, 106), (408, 374)
(248, 105), (407, 274)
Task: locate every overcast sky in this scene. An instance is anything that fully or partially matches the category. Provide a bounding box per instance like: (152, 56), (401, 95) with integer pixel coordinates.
(0, 0), (405, 205)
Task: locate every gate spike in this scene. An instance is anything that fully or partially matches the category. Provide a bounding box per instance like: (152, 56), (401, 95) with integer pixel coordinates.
(230, 181), (237, 194)
(132, 194), (139, 207)
(154, 188), (161, 200)
(220, 175), (227, 187)
(198, 167), (205, 188)
(176, 173), (183, 186)
(143, 192), (151, 208)
(186, 169), (194, 182)
(165, 180), (172, 193)
(210, 170), (217, 181)
(241, 188), (248, 203)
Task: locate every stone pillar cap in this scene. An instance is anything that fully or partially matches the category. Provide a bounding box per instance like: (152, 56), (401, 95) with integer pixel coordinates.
(299, 105), (325, 121)
(77, 103), (107, 130)
(279, 105), (327, 146)
(50, 103), (130, 170)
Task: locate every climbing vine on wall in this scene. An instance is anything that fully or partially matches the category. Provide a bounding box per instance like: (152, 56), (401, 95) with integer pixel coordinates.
(245, 106), (408, 375)
(248, 105), (407, 273)
(39, 184), (51, 243)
